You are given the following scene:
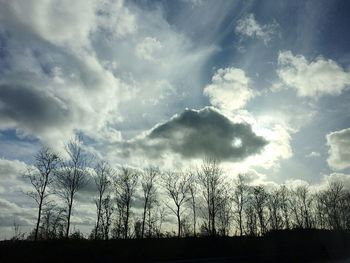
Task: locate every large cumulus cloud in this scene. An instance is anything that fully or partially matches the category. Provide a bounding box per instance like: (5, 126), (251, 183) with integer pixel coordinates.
(203, 67), (256, 111)
(327, 128), (350, 170)
(121, 107), (268, 161)
(277, 51), (350, 97)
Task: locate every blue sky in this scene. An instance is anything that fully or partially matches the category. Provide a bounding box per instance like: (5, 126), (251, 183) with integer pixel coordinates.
(0, 0), (350, 238)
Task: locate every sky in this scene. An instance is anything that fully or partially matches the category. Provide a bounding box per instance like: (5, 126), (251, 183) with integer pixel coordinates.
(0, 0), (350, 239)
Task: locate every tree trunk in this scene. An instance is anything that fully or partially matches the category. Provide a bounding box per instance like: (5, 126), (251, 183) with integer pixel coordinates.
(141, 199), (147, 238)
(34, 197), (43, 241)
(177, 207), (181, 238)
(148, 209), (151, 237)
(95, 198), (102, 239)
(239, 210), (243, 236)
(125, 203), (129, 239)
(66, 201), (73, 238)
(192, 201), (196, 236)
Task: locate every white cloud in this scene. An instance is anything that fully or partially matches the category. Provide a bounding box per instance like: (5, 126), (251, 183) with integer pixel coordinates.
(96, 0), (137, 38)
(136, 37), (163, 62)
(203, 67), (256, 111)
(327, 128), (350, 170)
(323, 173), (350, 190)
(277, 51), (350, 97)
(0, 0), (98, 48)
(0, 0), (135, 153)
(235, 13), (278, 45)
(238, 121), (292, 170)
(306, 151), (321, 158)
(0, 158), (28, 181)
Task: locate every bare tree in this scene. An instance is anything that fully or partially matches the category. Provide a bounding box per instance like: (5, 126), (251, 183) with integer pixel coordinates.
(188, 171), (198, 236)
(54, 138), (89, 238)
(244, 191), (257, 236)
(290, 185), (314, 229)
(233, 174), (249, 236)
(155, 205), (167, 237)
(341, 192), (350, 230)
(11, 219), (25, 241)
(252, 186), (268, 235)
(25, 148), (59, 241)
(322, 181), (345, 230)
(217, 188), (233, 236)
(163, 171), (190, 237)
(197, 158), (225, 236)
(39, 204), (65, 240)
(315, 191), (328, 230)
(101, 194), (113, 240)
(279, 185), (290, 229)
(93, 161), (113, 239)
(114, 167), (138, 239)
(267, 188), (283, 231)
(140, 166), (158, 238)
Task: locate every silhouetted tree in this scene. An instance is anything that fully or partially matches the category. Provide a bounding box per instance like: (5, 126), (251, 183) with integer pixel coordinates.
(54, 137), (89, 238)
(39, 204), (65, 239)
(155, 205), (167, 237)
(319, 181), (345, 230)
(197, 158), (225, 236)
(252, 186), (268, 235)
(290, 185), (314, 229)
(279, 185), (291, 229)
(101, 194), (113, 240)
(315, 191), (328, 229)
(267, 188), (283, 231)
(140, 166), (158, 238)
(11, 219), (25, 240)
(244, 190), (257, 236)
(163, 171), (190, 237)
(114, 167), (138, 239)
(93, 161), (113, 239)
(188, 172), (198, 236)
(233, 174), (249, 236)
(217, 188), (233, 236)
(341, 192), (350, 230)
(134, 220), (142, 238)
(25, 147), (59, 241)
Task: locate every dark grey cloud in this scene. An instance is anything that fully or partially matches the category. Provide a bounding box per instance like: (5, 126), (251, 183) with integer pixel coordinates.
(0, 83), (69, 129)
(123, 107), (268, 161)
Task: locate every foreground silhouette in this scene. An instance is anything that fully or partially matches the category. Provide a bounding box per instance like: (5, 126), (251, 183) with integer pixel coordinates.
(1, 229), (350, 262)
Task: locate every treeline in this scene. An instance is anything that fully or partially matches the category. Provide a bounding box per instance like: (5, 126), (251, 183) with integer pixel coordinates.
(18, 138), (350, 241)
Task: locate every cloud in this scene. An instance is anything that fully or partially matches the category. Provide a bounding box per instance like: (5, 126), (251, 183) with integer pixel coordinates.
(0, 0), (217, 153)
(323, 173), (350, 190)
(308, 173), (350, 193)
(122, 107), (268, 161)
(235, 13), (278, 45)
(203, 67), (256, 111)
(0, 0), (133, 152)
(0, 158), (28, 181)
(327, 128), (350, 170)
(136, 37), (163, 62)
(0, 198), (34, 226)
(277, 51), (350, 97)
(306, 151), (321, 158)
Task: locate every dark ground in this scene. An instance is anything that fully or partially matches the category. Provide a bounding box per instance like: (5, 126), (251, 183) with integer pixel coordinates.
(1, 229), (350, 262)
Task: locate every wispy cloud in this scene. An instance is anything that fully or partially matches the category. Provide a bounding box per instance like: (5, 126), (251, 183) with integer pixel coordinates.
(235, 13), (279, 45)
